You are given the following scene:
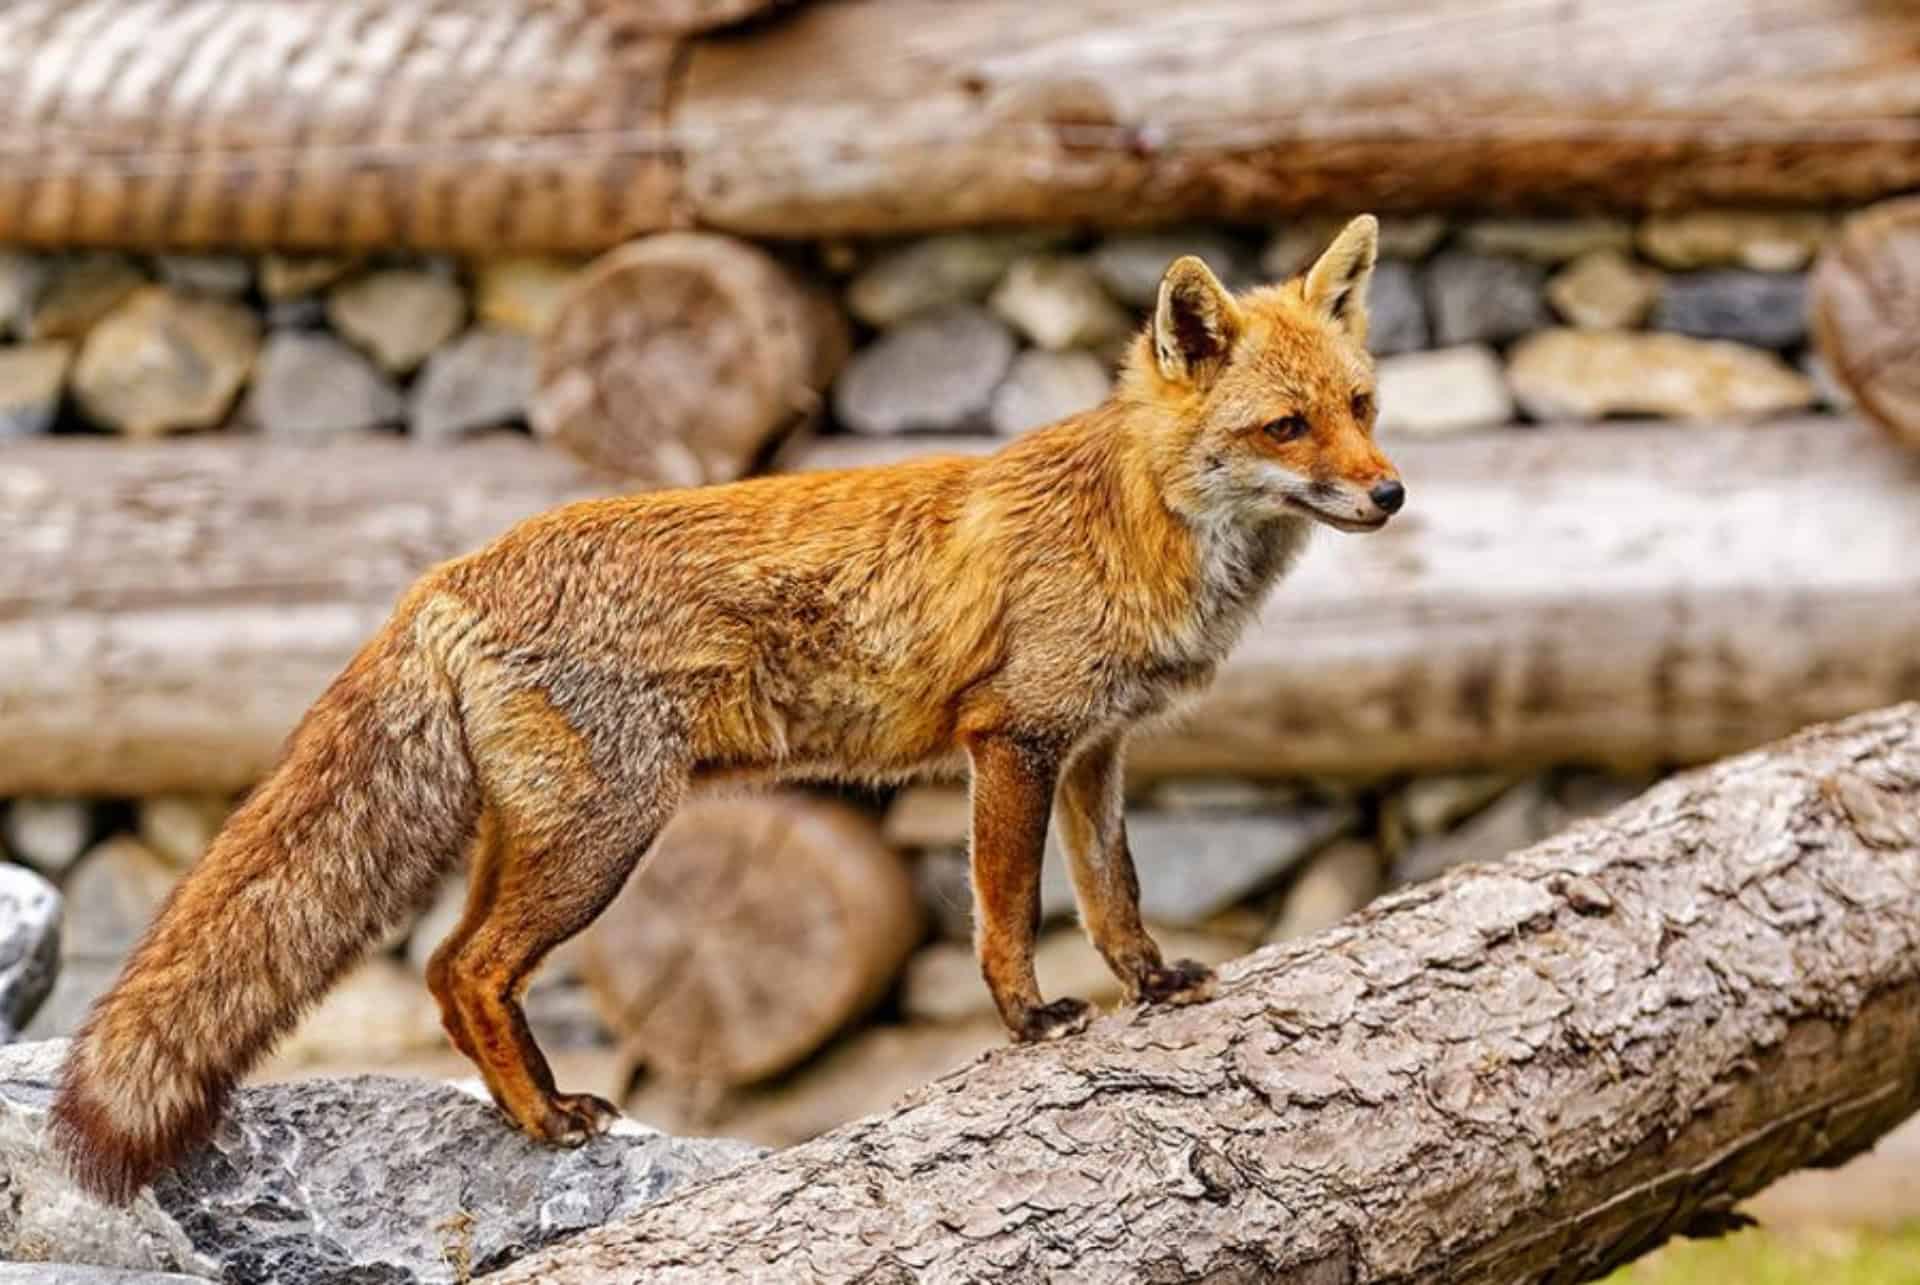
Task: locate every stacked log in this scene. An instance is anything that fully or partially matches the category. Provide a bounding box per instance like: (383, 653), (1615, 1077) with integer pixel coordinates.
(5, 418), (1918, 795)
(1811, 197), (1920, 451)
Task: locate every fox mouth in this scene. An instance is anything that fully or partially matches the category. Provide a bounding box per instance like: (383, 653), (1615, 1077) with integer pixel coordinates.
(1287, 497), (1389, 533)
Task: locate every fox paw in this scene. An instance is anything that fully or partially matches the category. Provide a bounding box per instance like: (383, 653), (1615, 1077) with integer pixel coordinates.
(541, 1092), (622, 1146)
(1014, 997), (1094, 1043)
(1137, 958), (1217, 1007)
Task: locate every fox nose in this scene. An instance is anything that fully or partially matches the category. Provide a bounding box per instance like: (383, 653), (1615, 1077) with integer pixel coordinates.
(1370, 479), (1406, 514)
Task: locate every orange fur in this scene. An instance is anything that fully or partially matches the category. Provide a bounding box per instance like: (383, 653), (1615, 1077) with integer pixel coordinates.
(53, 217), (1403, 1201)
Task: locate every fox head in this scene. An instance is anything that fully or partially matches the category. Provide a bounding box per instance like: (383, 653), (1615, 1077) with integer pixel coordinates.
(1127, 215), (1404, 533)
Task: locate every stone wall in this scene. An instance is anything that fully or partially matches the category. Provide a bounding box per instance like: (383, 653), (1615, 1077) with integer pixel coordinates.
(0, 207), (1852, 448)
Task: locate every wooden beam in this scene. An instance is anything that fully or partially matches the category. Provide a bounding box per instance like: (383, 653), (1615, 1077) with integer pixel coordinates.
(2, 1), (1918, 251)
(5, 418), (1918, 795)
(496, 704), (1920, 1284)
(676, 0), (1920, 235)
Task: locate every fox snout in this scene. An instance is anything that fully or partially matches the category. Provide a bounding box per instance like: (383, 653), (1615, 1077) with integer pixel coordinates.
(1370, 479), (1405, 515)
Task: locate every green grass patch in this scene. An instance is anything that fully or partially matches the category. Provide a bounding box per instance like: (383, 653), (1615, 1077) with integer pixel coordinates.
(1606, 1223), (1920, 1285)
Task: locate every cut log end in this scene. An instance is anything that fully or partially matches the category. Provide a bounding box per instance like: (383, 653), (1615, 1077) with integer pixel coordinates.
(532, 233), (849, 485)
(579, 793), (920, 1086)
(1812, 196), (1920, 451)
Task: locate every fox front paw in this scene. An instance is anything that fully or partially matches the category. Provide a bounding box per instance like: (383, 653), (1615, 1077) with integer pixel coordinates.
(1137, 958), (1217, 1007)
(1013, 996), (1094, 1043)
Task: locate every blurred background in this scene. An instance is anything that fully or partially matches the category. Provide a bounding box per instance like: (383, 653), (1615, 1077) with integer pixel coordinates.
(2, 2), (1918, 1278)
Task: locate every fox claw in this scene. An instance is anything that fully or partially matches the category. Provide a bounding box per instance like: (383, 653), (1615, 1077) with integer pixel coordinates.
(1138, 958), (1217, 1007)
(1014, 997), (1093, 1043)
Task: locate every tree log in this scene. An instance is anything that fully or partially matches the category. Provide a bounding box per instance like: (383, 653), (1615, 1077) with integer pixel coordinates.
(579, 793), (920, 1085)
(572, 0), (790, 37)
(1812, 197), (1920, 452)
(675, 0), (1920, 235)
(532, 233), (848, 484)
(495, 703), (1920, 1283)
(3, 1), (1919, 251)
(0, 0), (677, 254)
(4, 418), (1919, 795)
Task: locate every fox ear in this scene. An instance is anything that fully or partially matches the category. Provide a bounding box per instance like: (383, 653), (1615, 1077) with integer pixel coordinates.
(1153, 255), (1241, 385)
(1302, 214), (1378, 342)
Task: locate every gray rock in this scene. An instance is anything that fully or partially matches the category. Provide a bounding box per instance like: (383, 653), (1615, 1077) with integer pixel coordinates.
(0, 1039), (763, 1284)
(1366, 260), (1429, 356)
(28, 255), (146, 343)
(326, 270), (466, 374)
(1546, 249), (1663, 330)
(1089, 229), (1249, 308)
(0, 252), (49, 339)
(264, 296), (327, 330)
(1042, 804), (1356, 927)
(243, 332), (403, 437)
(989, 255), (1132, 351)
(0, 342), (72, 437)
(154, 255), (252, 299)
(1636, 210), (1830, 272)
(2, 798), (96, 877)
(832, 306), (1015, 434)
(408, 326), (534, 441)
(1425, 251), (1551, 347)
(71, 289), (260, 436)
(1505, 329), (1815, 421)
(1393, 781), (1551, 886)
(988, 348), (1111, 435)
(1264, 839), (1382, 943)
(1396, 773), (1522, 837)
(911, 849), (980, 941)
(0, 866), (60, 1041)
(0, 1267), (206, 1284)
(845, 232), (1058, 326)
(1461, 217), (1632, 264)
(1650, 270), (1808, 350)
(21, 958), (116, 1042)
(135, 796), (230, 870)
(1374, 346), (1513, 437)
(55, 839), (178, 961)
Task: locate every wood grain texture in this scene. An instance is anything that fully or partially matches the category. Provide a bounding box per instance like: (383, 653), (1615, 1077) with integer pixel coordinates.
(495, 703), (1920, 1283)
(1, 0), (1918, 250)
(677, 0), (1920, 235)
(579, 793), (920, 1085)
(0, 0), (676, 253)
(1812, 197), (1920, 452)
(532, 233), (848, 484)
(4, 418), (1919, 794)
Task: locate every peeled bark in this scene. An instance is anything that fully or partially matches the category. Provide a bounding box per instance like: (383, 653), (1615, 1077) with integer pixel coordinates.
(3, 1), (1919, 251)
(497, 703), (1920, 1284)
(531, 233), (848, 484)
(579, 793), (920, 1085)
(1812, 197), (1920, 451)
(5, 418), (1920, 794)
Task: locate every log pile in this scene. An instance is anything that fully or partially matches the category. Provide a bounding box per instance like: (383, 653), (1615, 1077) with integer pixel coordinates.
(1, 1), (1918, 252)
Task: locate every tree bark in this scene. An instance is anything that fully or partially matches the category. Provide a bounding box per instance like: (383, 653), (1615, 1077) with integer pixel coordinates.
(495, 703), (1920, 1284)
(579, 793), (920, 1086)
(3, 1), (1920, 251)
(532, 233), (848, 484)
(1812, 197), (1920, 452)
(5, 418), (1920, 794)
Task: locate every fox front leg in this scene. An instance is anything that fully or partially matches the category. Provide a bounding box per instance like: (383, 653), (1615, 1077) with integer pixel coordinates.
(965, 734), (1092, 1042)
(1056, 731), (1216, 1007)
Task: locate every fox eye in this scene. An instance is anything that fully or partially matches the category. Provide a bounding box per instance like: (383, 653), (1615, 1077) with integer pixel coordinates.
(1262, 414), (1310, 443)
(1351, 392), (1374, 421)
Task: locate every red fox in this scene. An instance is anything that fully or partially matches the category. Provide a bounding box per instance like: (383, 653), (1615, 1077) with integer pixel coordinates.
(54, 216), (1403, 1202)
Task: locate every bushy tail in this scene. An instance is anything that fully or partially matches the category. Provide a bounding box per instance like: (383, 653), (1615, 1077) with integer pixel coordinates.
(51, 623), (479, 1203)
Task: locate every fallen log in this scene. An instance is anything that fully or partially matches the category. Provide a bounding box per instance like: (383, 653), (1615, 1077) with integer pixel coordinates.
(6, 419), (1920, 794)
(4, 1), (1920, 251)
(532, 233), (848, 484)
(579, 793), (920, 1085)
(1812, 197), (1920, 452)
(497, 703), (1920, 1283)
